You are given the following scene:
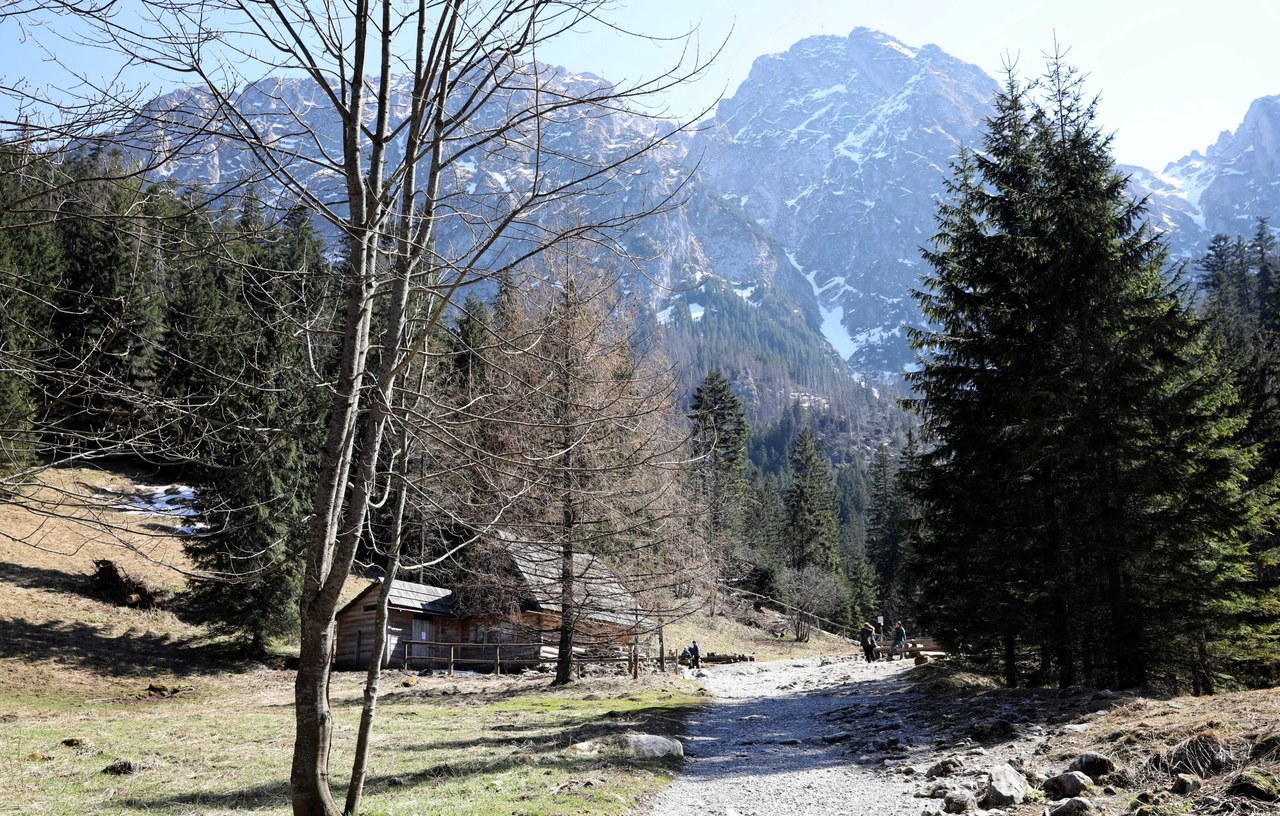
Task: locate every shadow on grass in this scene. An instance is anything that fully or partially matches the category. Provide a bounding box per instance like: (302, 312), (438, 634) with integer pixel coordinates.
(116, 778), (291, 811)
(0, 560), (87, 593)
(0, 614), (243, 677)
(391, 701), (690, 757)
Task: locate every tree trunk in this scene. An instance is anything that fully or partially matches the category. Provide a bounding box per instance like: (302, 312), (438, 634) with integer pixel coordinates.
(1002, 626), (1018, 688)
(554, 520), (576, 685)
(291, 616), (340, 816)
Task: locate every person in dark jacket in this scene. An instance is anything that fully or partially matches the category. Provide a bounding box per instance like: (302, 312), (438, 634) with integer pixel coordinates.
(890, 620), (907, 660)
(690, 640), (701, 669)
(858, 622), (877, 663)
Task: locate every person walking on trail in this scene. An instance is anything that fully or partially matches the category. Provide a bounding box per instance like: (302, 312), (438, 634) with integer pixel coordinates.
(890, 620), (907, 661)
(690, 640), (701, 669)
(858, 622), (877, 663)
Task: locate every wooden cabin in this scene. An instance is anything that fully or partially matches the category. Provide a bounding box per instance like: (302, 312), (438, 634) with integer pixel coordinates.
(333, 580), (460, 670)
(334, 534), (651, 671)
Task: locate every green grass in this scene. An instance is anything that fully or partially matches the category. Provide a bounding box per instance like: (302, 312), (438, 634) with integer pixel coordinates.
(0, 670), (702, 816)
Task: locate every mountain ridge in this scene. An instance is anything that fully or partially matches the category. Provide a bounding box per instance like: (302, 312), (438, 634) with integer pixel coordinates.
(103, 28), (1280, 410)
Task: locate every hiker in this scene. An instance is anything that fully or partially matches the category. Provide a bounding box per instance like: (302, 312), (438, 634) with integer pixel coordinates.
(690, 640), (701, 668)
(858, 621), (877, 663)
(890, 620), (907, 661)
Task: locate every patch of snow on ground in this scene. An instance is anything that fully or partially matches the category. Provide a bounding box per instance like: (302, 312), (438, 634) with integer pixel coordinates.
(688, 302), (705, 321)
(95, 484), (207, 534)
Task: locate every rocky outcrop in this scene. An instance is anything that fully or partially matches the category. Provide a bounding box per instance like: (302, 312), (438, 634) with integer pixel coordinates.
(568, 733), (684, 759)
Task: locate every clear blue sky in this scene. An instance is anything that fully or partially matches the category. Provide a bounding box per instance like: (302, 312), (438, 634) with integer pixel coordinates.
(538, 0), (1280, 171)
(3, 0), (1276, 171)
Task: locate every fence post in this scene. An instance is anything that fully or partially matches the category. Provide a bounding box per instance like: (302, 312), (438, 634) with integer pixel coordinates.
(494, 645), (501, 676)
(448, 645), (455, 676)
(631, 643), (639, 680)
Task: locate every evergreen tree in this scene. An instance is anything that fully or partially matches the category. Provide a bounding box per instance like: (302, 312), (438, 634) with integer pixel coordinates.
(45, 158), (164, 450)
(176, 201), (331, 655)
(1197, 226), (1280, 684)
(689, 370), (751, 585)
(908, 57), (1270, 689)
(740, 469), (787, 597)
(841, 526), (879, 624)
(782, 427), (840, 573)
(0, 147), (62, 477)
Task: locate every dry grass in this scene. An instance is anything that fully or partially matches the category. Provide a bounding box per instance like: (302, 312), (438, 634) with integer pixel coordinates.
(0, 466), (216, 706)
(662, 604), (855, 663)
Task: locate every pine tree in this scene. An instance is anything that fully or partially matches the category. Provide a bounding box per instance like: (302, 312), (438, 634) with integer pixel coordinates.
(908, 57), (1270, 689)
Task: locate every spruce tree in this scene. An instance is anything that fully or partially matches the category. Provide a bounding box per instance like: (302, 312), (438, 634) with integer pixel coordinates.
(176, 202), (331, 655)
(0, 148), (61, 477)
(689, 370), (751, 585)
(782, 427), (840, 573)
(909, 57), (1269, 689)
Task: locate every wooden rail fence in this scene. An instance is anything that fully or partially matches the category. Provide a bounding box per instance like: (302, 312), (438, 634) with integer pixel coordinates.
(400, 639), (650, 678)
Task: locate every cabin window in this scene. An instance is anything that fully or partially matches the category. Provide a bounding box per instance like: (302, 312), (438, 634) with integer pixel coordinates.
(362, 604), (377, 612)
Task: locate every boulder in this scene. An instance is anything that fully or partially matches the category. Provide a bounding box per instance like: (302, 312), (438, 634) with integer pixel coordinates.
(568, 734), (684, 758)
(1068, 751), (1115, 780)
(968, 719), (1016, 742)
(984, 764), (1028, 807)
(942, 788), (978, 813)
(926, 756), (965, 778)
(1227, 768), (1280, 802)
(1043, 771), (1092, 800)
(622, 734), (684, 758)
(1048, 797), (1094, 815)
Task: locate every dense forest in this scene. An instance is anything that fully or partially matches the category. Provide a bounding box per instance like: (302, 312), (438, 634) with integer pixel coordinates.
(906, 60), (1280, 693)
(0, 145), (910, 657)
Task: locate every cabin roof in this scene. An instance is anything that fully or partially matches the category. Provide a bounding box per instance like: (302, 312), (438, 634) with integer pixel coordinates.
(337, 578), (456, 619)
(500, 531), (645, 628)
(386, 580), (455, 615)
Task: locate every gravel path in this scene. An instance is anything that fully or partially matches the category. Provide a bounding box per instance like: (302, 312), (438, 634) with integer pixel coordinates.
(645, 655), (930, 816)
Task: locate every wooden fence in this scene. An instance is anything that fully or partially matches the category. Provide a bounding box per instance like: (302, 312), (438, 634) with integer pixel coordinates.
(401, 640), (650, 678)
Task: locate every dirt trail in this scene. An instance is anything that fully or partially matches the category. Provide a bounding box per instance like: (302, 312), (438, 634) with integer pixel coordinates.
(645, 655), (931, 816)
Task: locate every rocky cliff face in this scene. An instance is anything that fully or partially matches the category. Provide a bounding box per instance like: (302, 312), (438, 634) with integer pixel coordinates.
(692, 28), (998, 373)
(1122, 95), (1280, 265)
